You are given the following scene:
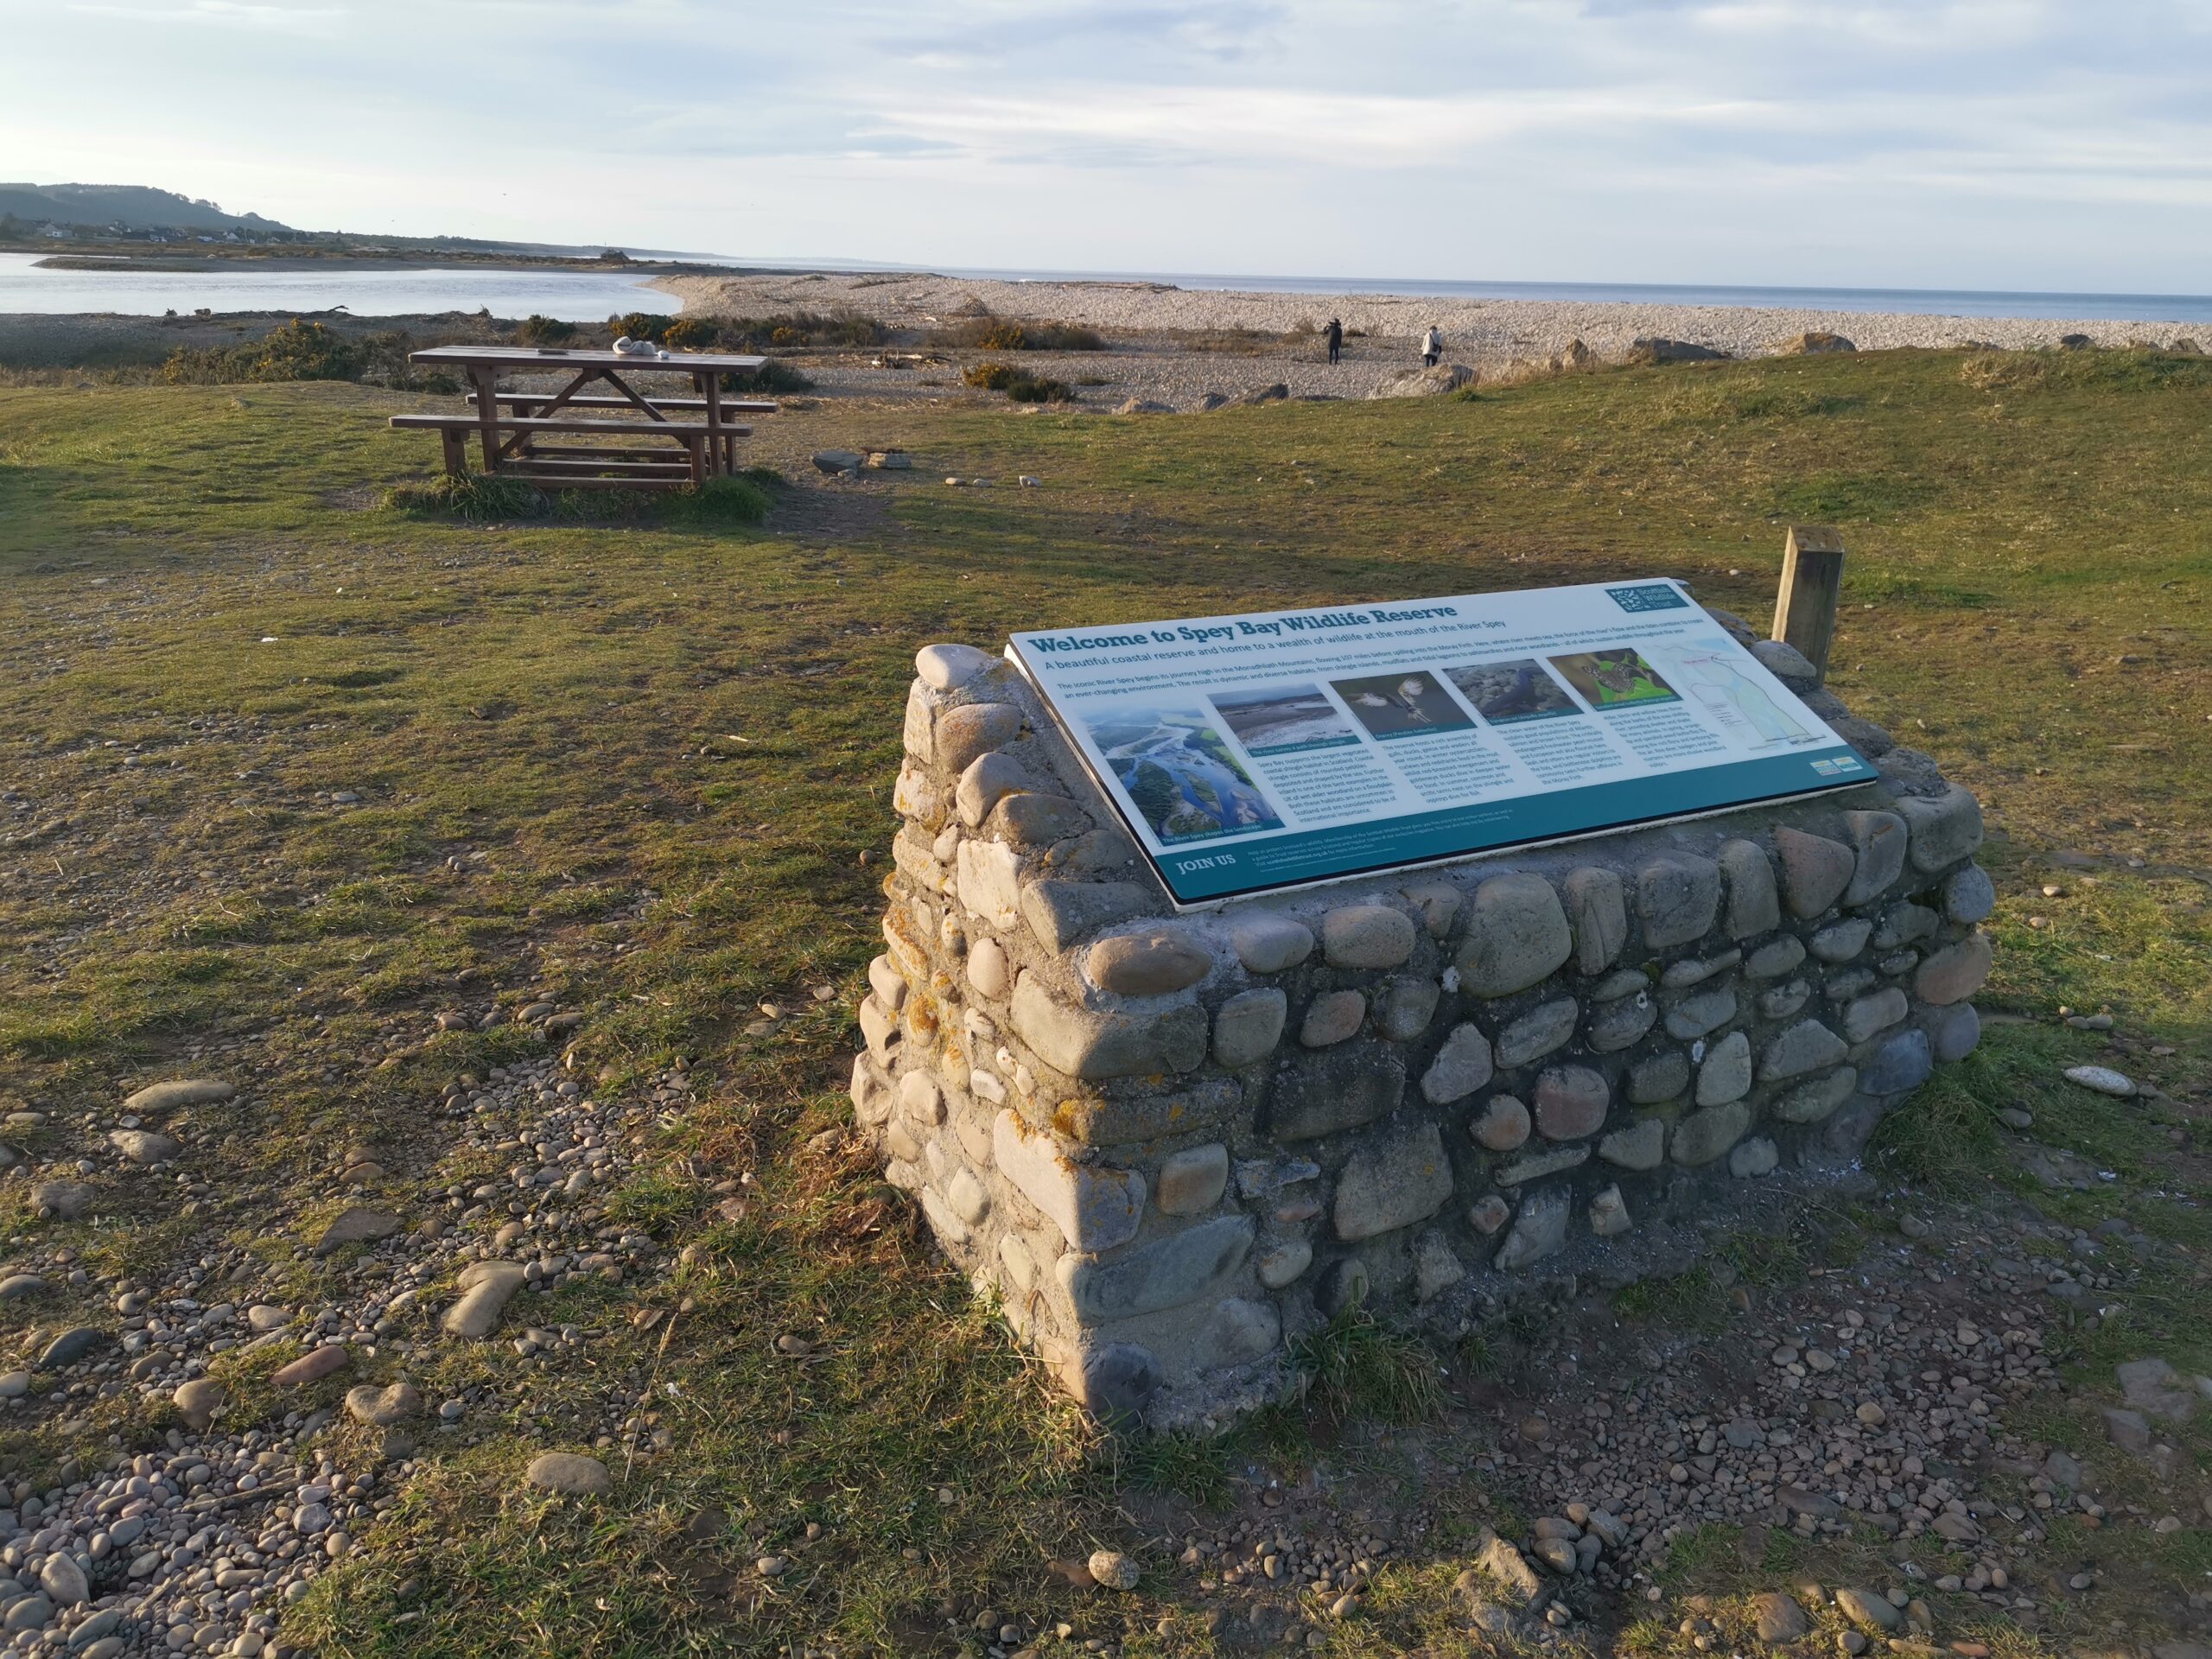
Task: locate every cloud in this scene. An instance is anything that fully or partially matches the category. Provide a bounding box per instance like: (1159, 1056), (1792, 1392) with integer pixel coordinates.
(10, 0), (2212, 287)
(67, 0), (346, 26)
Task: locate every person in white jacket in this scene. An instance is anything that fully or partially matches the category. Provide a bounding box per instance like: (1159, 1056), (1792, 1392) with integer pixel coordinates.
(1421, 325), (1443, 367)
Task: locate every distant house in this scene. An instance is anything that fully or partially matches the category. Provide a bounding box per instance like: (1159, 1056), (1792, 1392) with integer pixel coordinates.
(42, 223), (67, 238)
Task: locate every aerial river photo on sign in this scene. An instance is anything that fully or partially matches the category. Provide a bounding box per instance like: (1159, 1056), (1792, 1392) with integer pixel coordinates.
(1008, 579), (1878, 906)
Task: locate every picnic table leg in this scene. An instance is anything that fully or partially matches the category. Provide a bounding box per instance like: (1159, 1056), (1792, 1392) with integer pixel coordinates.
(468, 367), (502, 474)
(438, 427), (467, 478)
(699, 371), (725, 480)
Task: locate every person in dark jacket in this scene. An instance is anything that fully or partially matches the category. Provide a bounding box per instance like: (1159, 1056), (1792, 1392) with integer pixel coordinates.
(1325, 316), (1343, 364)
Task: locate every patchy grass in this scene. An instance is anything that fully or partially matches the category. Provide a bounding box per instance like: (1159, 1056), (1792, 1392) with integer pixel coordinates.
(1, 345), (2209, 1653)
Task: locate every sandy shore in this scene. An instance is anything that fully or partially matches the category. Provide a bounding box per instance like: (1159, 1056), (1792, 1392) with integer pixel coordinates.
(658, 269), (2205, 365)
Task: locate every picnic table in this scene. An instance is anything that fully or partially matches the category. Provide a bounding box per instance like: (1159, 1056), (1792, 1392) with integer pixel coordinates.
(393, 344), (776, 490)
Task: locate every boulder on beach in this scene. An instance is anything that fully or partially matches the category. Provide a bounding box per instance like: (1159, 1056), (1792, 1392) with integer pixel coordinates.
(1368, 363), (1475, 398)
(1114, 397), (1173, 415)
(1232, 383), (1290, 407)
(1626, 337), (1732, 365)
(1777, 331), (1856, 354)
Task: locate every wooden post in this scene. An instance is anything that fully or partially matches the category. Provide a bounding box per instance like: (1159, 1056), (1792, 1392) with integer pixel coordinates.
(1772, 524), (1845, 682)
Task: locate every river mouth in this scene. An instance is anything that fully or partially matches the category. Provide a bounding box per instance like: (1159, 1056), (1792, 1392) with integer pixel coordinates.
(0, 251), (695, 321)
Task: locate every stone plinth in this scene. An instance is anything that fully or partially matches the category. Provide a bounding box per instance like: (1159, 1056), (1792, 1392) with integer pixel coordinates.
(851, 622), (1988, 1427)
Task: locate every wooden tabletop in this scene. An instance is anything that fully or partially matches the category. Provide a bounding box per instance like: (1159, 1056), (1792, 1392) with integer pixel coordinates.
(408, 345), (769, 372)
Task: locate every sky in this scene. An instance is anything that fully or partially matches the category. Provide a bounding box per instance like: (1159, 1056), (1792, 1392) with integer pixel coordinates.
(8, 0), (2212, 292)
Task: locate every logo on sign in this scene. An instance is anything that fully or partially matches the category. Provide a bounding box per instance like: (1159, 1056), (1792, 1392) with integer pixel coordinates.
(1605, 584), (1690, 613)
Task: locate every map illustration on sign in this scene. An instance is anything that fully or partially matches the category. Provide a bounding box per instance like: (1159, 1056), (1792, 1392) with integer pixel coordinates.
(1007, 581), (1879, 906)
(1079, 700), (1286, 844)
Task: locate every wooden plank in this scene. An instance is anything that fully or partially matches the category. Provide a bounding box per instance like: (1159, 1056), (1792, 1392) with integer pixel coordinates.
(507, 459), (693, 475)
(499, 473), (691, 492)
(392, 415), (729, 435)
(1772, 524), (1846, 683)
(438, 426), (468, 478)
(410, 346), (767, 372)
(520, 446), (702, 462)
(468, 394), (779, 414)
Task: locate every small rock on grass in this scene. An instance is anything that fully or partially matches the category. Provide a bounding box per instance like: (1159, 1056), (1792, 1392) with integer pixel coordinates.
(344, 1381), (423, 1427)
(1087, 1549), (1139, 1591)
(443, 1260), (527, 1338)
(30, 1179), (93, 1219)
(174, 1376), (226, 1431)
(270, 1344), (350, 1387)
(124, 1078), (234, 1113)
(524, 1452), (611, 1496)
(109, 1128), (181, 1165)
(37, 1327), (106, 1370)
(313, 1206), (403, 1257)
(1834, 1588), (1902, 1633)
(2063, 1065), (2135, 1097)
(1751, 1592), (1809, 1643)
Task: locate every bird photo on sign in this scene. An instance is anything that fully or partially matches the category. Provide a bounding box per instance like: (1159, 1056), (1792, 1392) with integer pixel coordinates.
(1328, 671), (1475, 740)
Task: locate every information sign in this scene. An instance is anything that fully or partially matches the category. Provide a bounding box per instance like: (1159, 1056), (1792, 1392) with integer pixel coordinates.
(1007, 580), (1878, 907)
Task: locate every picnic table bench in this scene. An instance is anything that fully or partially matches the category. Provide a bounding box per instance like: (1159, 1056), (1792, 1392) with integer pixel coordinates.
(396, 344), (775, 488)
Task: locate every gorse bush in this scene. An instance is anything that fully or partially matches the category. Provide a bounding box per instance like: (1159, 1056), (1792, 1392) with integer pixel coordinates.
(661, 317), (718, 351)
(609, 312), (677, 344)
(734, 359), (814, 393)
(929, 317), (1104, 352)
(514, 315), (577, 345)
(694, 311), (887, 352)
(962, 360), (1073, 402)
(162, 319), (365, 385)
(159, 320), (458, 388)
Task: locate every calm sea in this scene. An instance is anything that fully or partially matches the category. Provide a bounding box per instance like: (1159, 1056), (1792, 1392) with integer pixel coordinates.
(0, 251), (684, 321)
(915, 265), (2212, 325)
(7, 247), (2212, 326)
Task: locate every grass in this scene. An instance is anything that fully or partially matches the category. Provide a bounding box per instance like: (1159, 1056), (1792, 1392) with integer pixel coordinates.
(0, 344), (2208, 1653)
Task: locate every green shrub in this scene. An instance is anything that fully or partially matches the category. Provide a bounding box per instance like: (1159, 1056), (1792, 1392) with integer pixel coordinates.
(963, 360), (1071, 401)
(1007, 372), (1072, 403)
(719, 359), (812, 394)
(162, 319), (367, 385)
(515, 315), (577, 345)
(664, 474), (771, 527)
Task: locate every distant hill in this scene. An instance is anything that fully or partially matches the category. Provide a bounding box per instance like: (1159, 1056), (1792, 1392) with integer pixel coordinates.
(0, 182), (295, 234)
(0, 182), (720, 260)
